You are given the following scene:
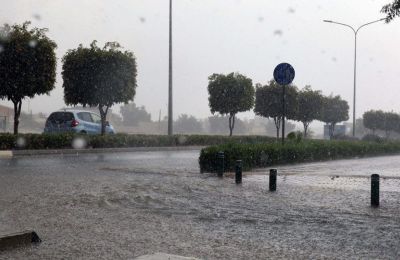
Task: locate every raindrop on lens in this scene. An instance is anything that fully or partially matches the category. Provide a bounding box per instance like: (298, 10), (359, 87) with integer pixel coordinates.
(72, 137), (87, 149)
(32, 13), (41, 21)
(29, 40), (38, 48)
(273, 30), (283, 36)
(16, 137), (26, 148)
(177, 136), (187, 145)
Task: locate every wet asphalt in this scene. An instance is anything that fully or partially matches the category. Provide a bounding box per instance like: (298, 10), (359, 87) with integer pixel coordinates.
(0, 150), (400, 259)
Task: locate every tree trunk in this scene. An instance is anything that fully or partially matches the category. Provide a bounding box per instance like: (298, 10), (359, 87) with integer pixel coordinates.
(13, 99), (22, 135)
(99, 105), (109, 136)
(228, 113), (235, 136)
(329, 123), (336, 140)
(273, 117), (281, 140)
(303, 122), (309, 138)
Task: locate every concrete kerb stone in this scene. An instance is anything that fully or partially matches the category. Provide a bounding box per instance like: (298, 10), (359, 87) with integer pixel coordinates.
(134, 253), (201, 260)
(0, 150), (12, 158)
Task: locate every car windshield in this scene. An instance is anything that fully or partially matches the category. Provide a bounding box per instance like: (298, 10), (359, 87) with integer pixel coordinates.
(1, 1), (400, 259)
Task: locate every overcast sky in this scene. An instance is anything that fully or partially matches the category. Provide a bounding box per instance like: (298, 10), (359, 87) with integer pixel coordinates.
(0, 0), (399, 128)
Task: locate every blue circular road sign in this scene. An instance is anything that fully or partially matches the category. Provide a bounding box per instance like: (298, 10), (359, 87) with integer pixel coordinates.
(273, 63), (295, 85)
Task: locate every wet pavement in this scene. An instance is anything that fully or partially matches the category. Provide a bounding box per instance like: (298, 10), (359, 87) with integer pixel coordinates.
(1, 150), (400, 259)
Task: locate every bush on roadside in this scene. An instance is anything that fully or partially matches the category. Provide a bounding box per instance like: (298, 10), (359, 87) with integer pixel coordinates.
(199, 140), (400, 172)
(332, 134), (359, 141)
(362, 134), (384, 143)
(0, 133), (277, 150)
(287, 131), (303, 143)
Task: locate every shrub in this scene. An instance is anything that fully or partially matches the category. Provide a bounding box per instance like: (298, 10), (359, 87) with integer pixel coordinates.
(287, 131), (303, 143)
(0, 133), (277, 150)
(332, 134), (359, 141)
(199, 140), (400, 172)
(362, 134), (384, 143)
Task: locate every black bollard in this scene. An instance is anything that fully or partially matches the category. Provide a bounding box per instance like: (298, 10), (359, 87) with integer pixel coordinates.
(235, 160), (242, 184)
(217, 151), (225, 177)
(269, 169), (277, 191)
(371, 174), (380, 207)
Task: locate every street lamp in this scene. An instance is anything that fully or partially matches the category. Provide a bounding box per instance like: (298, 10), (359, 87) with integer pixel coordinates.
(168, 0), (173, 136)
(323, 18), (385, 137)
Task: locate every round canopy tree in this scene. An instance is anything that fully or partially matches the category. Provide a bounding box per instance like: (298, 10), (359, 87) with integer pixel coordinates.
(319, 94), (349, 139)
(207, 72), (254, 136)
(62, 41), (137, 135)
(292, 86), (323, 138)
(0, 21), (57, 134)
(254, 80), (298, 139)
(363, 110), (385, 135)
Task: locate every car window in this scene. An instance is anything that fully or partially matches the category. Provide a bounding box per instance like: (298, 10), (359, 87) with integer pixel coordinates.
(91, 113), (101, 124)
(48, 112), (62, 123)
(62, 112), (74, 122)
(47, 113), (57, 123)
(77, 112), (93, 122)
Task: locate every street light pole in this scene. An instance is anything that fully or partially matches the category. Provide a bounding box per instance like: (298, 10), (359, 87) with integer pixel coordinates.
(168, 0), (173, 136)
(323, 18), (385, 137)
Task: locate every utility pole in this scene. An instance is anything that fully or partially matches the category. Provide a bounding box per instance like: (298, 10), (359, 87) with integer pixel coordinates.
(168, 0), (173, 135)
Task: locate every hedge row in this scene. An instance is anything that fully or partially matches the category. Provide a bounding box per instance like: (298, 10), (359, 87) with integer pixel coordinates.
(0, 133), (276, 150)
(199, 140), (400, 172)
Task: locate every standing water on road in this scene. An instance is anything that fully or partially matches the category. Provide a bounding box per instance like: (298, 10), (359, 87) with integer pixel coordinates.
(1, 151), (400, 259)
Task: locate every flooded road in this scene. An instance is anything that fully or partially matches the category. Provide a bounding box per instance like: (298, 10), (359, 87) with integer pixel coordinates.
(1, 150), (400, 259)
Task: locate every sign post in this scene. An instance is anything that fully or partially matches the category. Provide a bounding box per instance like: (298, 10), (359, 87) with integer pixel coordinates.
(273, 63), (295, 145)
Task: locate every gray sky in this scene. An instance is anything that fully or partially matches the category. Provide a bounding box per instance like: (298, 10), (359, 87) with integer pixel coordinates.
(0, 0), (399, 126)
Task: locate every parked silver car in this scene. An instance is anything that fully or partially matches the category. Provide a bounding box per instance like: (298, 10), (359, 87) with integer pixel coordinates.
(44, 110), (115, 134)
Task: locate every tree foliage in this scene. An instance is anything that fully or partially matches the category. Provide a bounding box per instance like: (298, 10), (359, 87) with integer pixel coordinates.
(363, 110), (400, 139)
(363, 110), (384, 135)
(0, 21), (57, 134)
(120, 102), (151, 126)
(62, 41), (137, 135)
(254, 80), (298, 139)
(207, 72), (254, 136)
(174, 114), (203, 134)
(382, 0), (400, 22)
(292, 86), (323, 138)
(383, 112), (399, 138)
(320, 95), (349, 139)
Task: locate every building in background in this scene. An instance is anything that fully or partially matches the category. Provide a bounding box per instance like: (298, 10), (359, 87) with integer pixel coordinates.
(0, 104), (13, 132)
(323, 124), (346, 139)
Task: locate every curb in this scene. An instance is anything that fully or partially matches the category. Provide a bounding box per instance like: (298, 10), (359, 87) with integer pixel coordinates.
(134, 253), (200, 260)
(0, 151), (12, 158)
(5, 146), (204, 157)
